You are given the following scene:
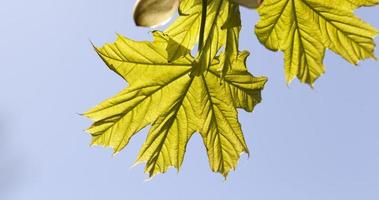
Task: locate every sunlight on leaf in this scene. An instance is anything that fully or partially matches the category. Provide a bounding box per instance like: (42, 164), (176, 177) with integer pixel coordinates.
(85, 33), (267, 178)
(255, 0), (379, 85)
(85, 0), (378, 179)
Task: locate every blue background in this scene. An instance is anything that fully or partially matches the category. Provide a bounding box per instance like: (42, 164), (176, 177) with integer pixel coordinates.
(1, 0), (378, 199)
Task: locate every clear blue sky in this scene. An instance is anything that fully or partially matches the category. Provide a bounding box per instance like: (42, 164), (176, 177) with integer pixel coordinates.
(1, 1), (378, 199)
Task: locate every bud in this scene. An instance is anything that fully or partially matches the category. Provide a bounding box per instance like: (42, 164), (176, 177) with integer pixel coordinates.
(133, 0), (179, 27)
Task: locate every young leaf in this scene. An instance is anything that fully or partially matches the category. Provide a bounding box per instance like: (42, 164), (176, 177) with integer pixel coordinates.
(255, 0), (379, 85)
(221, 3), (242, 76)
(164, 0), (229, 66)
(84, 33), (267, 178)
(164, 0), (243, 77)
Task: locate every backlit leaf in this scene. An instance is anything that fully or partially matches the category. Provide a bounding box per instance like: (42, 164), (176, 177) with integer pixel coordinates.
(85, 33), (267, 177)
(255, 0), (379, 85)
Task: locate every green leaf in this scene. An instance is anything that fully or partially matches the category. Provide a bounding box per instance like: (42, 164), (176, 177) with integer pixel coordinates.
(191, 0), (228, 75)
(84, 33), (267, 178)
(255, 0), (379, 85)
(164, 0), (230, 66)
(162, 0), (246, 78)
(340, 0), (379, 8)
(221, 3), (242, 76)
(162, 5), (202, 62)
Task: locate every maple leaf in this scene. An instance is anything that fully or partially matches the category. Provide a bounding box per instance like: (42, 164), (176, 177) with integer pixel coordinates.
(339, 0), (379, 8)
(255, 0), (379, 85)
(161, 0), (244, 77)
(162, 0), (228, 66)
(84, 33), (267, 177)
(221, 3), (242, 76)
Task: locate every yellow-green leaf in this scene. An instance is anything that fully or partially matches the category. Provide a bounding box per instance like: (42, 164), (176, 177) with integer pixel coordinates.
(163, 5), (202, 62)
(164, 0), (229, 65)
(84, 33), (267, 177)
(255, 0), (379, 85)
(338, 0), (379, 8)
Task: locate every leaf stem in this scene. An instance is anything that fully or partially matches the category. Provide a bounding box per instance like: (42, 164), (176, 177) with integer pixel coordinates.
(198, 0), (207, 52)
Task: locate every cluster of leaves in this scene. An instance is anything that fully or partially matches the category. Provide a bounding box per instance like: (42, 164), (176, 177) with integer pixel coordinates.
(85, 0), (267, 178)
(84, 0), (378, 178)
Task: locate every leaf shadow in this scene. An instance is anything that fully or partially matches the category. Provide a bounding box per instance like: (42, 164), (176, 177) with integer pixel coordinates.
(152, 31), (192, 62)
